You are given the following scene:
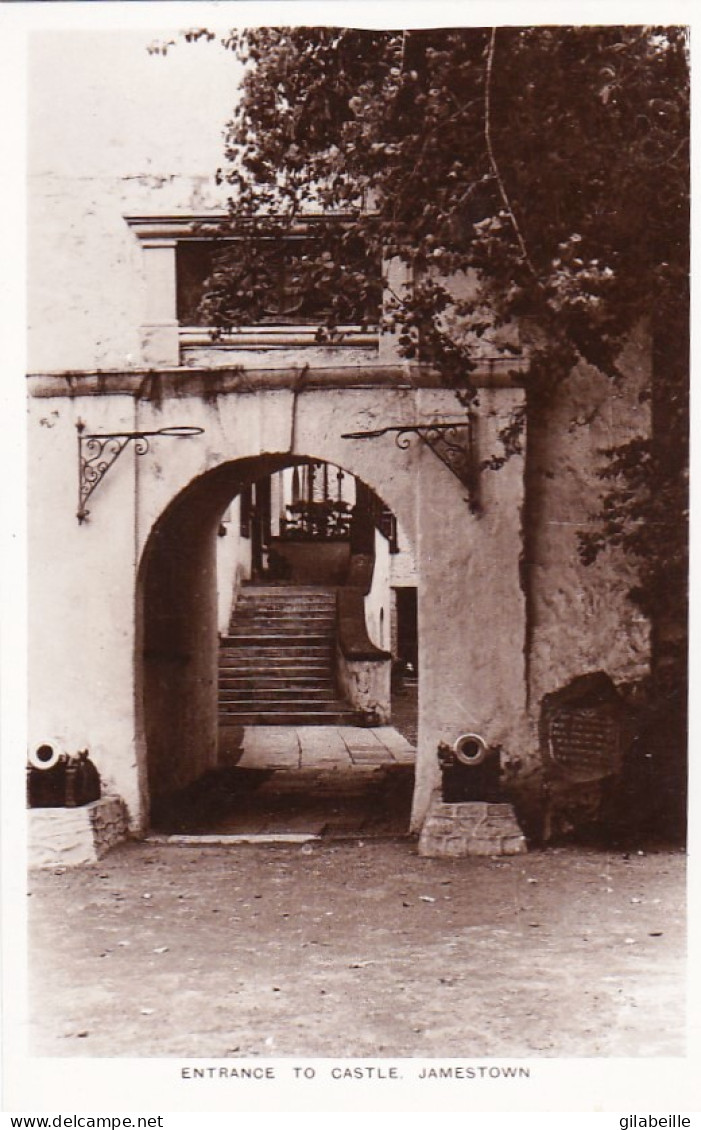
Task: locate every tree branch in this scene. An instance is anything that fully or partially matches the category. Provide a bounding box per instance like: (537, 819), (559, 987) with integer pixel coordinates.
(484, 28), (537, 277)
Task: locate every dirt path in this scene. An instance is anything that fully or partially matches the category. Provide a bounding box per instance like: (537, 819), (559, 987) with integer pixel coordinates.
(29, 840), (685, 1059)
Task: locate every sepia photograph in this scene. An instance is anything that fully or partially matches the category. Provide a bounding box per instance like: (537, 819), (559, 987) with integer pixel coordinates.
(2, 0), (694, 1116)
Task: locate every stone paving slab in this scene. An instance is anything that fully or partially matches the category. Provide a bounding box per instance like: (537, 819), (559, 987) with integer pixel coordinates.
(236, 725), (416, 771)
(370, 727), (415, 759)
(153, 720), (416, 837)
(294, 725), (352, 746)
(387, 750), (415, 764)
(336, 726), (385, 746)
(239, 749), (299, 764)
(238, 749), (300, 770)
(239, 727), (301, 770)
(296, 737), (350, 754)
(242, 726), (302, 748)
(148, 833), (320, 845)
(343, 741), (388, 753)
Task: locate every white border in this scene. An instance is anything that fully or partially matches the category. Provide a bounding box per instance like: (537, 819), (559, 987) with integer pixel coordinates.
(1, 1), (698, 1118)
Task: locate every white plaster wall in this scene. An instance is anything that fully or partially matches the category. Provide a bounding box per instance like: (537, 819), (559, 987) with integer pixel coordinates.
(130, 386), (423, 566)
(365, 528), (391, 651)
(28, 364), (647, 832)
(28, 31), (240, 372)
(28, 380), (530, 831)
(412, 386), (529, 823)
(28, 395), (146, 822)
(390, 516), (418, 587)
(216, 498), (250, 636)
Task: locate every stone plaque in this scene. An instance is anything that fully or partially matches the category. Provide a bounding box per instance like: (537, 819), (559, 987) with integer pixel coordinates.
(540, 672), (628, 784)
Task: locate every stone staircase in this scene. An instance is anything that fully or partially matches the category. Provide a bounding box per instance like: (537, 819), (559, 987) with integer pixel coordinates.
(218, 585), (364, 726)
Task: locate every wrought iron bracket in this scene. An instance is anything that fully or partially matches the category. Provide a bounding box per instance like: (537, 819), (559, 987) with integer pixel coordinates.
(76, 420), (204, 522)
(342, 420), (479, 512)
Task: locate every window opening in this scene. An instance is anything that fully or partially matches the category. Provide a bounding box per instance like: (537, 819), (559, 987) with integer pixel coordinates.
(176, 234), (381, 329)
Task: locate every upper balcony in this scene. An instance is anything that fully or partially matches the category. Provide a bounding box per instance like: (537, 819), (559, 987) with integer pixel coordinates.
(125, 212), (527, 386)
(126, 213), (384, 370)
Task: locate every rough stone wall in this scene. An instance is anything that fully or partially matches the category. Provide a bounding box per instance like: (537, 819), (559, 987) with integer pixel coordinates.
(525, 329), (651, 733)
(28, 797), (128, 868)
(335, 649), (391, 725)
(418, 798), (527, 858)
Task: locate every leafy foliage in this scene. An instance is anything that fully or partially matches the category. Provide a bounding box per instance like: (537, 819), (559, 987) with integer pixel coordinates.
(184, 25), (689, 674)
(204, 27), (687, 374)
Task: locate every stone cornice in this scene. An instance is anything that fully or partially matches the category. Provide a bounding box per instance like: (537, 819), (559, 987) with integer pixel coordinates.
(124, 212), (361, 242)
(27, 360), (525, 399)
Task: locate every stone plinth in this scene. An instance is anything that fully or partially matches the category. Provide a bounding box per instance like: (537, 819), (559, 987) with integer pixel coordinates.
(418, 795), (527, 857)
(28, 797), (128, 869)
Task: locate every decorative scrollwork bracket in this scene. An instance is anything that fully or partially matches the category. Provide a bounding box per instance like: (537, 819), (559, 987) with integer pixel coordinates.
(76, 420), (204, 523)
(342, 419), (479, 512)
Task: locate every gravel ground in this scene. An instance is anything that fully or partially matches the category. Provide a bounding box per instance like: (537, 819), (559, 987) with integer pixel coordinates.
(29, 838), (686, 1059)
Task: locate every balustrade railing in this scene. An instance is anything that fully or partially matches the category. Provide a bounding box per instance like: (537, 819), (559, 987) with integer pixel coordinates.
(279, 499), (353, 541)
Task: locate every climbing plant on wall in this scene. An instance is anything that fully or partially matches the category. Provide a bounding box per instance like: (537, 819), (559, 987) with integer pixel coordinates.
(190, 26), (687, 385)
(173, 24), (689, 822)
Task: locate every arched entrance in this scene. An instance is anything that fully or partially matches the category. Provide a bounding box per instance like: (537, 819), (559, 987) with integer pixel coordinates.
(136, 452), (419, 837)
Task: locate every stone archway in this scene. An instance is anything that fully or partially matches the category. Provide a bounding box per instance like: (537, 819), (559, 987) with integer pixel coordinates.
(28, 372), (528, 840)
(136, 451), (419, 827)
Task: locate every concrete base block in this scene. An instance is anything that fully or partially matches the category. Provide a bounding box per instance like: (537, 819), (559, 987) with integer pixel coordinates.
(28, 797), (129, 869)
(418, 795), (527, 858)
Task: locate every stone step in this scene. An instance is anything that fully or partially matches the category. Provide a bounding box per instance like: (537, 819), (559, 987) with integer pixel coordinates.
(219, 688), (339, 704)
(232, 607), (335, 616)
(221, 692), (345, 706)
(220, 650), (332, 659)
(230, 610), (334, 617)
(220, 662), (331, 673)
(233, 610), (335, 622)
(220, 585), (349, 726)
(225, 639), (334, 650)
(235, 599), (336, 610)
(217, 710), (366, 726)
(219, 674), (334, 689)
(222, 631), (332, 643)
(240, 585), (336, 594)
(224, 628), (334, 637)
(228, 614), (334, 623)
(220, 673), (339, 682)
(218, 655), (330, 659)
(219, 673), (334, 686)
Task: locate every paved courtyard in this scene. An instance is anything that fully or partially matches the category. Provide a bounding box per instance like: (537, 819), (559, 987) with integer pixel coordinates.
(220, 723), (416, 770)
(151, 725), (416, 839)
